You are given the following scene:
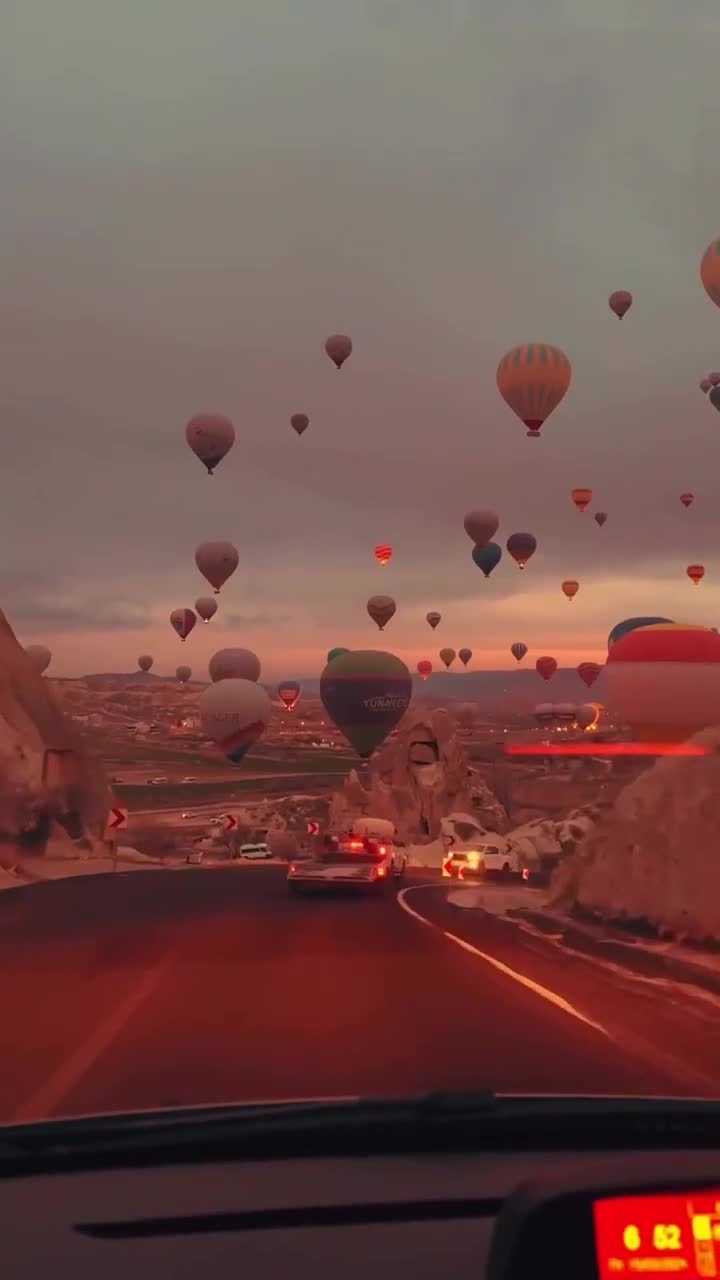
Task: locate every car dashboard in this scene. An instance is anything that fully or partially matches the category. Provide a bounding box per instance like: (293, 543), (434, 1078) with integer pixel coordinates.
(5, 1142), (720, 1278)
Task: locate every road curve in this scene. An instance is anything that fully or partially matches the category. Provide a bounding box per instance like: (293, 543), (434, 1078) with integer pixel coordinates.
(0, 867), (718, 1124)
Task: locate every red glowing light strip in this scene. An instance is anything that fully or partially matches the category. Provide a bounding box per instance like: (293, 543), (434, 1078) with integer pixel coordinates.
(504, 742), (708, 757)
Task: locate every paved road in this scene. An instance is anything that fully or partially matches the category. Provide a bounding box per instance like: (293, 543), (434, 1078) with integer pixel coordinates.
(1, 867), (719, 1125)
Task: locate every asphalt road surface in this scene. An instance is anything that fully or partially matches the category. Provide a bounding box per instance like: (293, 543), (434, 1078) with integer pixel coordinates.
(1, 866), (719, 1125)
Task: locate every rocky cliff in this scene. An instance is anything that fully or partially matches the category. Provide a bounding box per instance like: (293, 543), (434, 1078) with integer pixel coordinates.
(0, 611), (110, 864)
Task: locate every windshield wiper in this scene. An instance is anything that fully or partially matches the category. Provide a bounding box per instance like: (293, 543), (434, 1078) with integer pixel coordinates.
(1, 1092), (720, 1172)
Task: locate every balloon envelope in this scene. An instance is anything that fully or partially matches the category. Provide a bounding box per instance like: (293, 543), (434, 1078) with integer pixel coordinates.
(209, 647), (261, 683)
(417, 660), (432, 680)
(561, 579), (579, 600)
(138, 654), (154, 673)
(374, 544), (392, 566)
(25, 644), (51, 674)
(320, 650), (411, 758)
(176, 665), (192, 684)
(571, 488), (592, 512)
(199, 678), (271, 763)
(709, 387), (720, 412)
(577, 661), (602, 688)
(278, 680), (301, 710)
(700, 237), (720, 309)
(496, 343), (571, 437)
(185, 414), (235, 474)
(327, 647), (349, 664)
(472, 542), (502, 577)
(463, 509), (499, 546)
(426, 611), (441, 630)
(367, 594), (396, 630)
(290, 413), (309, 436)
(170, 608), (196, 641)
(608, 616), (672, 648)
(680, 492), (694, 508)
(575, 704), (597, 729)
(536, 656), (557, 681)
(195, 541), (239, 593)
(325, 334), (352, 368)
(195, 596), (218, 623)
(506, 532), (537, 568)
(687, 564), (705, 584)
(594, 511), (608, 527)
(604, 623), (720, 742)
(439, 648), (456, 669)
(458, 648), (472, 667)
(511, 642), (528, 663)
(609, 290), (632, 318)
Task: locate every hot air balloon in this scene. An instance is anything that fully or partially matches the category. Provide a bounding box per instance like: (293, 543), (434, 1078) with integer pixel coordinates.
(604, 622), (720, 743)
(195, 540), (239, 593)
(575, 704), (598, 730)
(554, 702), (578, 724)
(278, 680), (301, 710)
(458, 647), (472, 667)
(536, 656), (557, 682)
(176, 665), (192, 685)
(577, 661), (602, 688)
(417, 660), (432, 680)
(138, 654), (154, 673)
(496, 343), (571, 438)
(463, 509), (499, 546)
(327, 647), (349, 664)
(608, 290), (632, 319)
(571, 488), (592, 512)
(561, 579), (579, 601)
(199, 678), (271, 763)
(367, 595), (396, 630)
(700, 378), (712, 393)
(439, 648), (456, 669)
(680, 492), (694, 508)
(511, 642), (528, 663)
(170, 608), (196, 642)
(374, 544), (392, 566)
(325, 334), (352, 369)
(195, 596), (218, 623)
(185, 414), (235, 475)
(290, 413), (309, 437)
(426, 611), (441, 630)
(594, 512), (608, 527)
(472, 542), (502, 578)
(709, 387), (720, 413)
(710, 373), (720, 386)
(700, 237), (720, 309)
(209, 648), (261, 684)
(506, 532), (537, 569)
(25, 644), (51, 674)
(319, 650), (411, 758)
(608, 617), (673, 648)
(687, 563), (705, 585)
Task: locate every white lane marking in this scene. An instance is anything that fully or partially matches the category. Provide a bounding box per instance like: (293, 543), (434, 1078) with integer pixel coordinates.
(13, 953), (175, 1122)
(397, 885), (609, 1037)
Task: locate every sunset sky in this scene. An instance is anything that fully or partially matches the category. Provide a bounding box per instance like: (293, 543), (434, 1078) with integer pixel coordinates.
(4, 0), (720, 679)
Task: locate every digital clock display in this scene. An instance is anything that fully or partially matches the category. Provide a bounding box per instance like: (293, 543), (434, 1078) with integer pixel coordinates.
(594, 1189), (720, 1278)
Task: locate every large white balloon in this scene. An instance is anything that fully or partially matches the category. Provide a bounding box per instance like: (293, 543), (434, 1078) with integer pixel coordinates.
(199, 678), (271, 763)
(208, 647), (261, 683)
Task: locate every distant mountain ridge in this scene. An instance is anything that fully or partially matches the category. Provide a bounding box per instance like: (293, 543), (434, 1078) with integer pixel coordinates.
(70, 668), (604, 706)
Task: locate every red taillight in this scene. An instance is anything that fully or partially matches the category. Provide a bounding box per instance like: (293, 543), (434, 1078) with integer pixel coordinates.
(378, 845), (386, 855)
(522, 867), (530, 881)
(348, 840), (364, 849)
(289, 864), (296, 873)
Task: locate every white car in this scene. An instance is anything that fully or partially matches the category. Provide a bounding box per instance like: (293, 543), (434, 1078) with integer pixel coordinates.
(449, 841), (523, 880)
(238, 842), (273, 860)
(287, 834), (406, 895)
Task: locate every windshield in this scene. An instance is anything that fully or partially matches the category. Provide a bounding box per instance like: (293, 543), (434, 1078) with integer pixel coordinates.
(3, 2), (720, 1129)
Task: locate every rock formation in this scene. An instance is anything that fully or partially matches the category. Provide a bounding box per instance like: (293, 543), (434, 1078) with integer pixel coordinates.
(549, 726), (720, 941)
(328, 707), (506, 843)
(0, 611), (110, 864)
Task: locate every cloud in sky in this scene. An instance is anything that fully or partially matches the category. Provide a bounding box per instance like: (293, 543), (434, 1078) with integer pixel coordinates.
(3, 0), (720, 676)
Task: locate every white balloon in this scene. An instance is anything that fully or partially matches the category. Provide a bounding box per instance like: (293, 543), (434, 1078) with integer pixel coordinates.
(199, 678), (271, 763)
(208, 647), (261, 683)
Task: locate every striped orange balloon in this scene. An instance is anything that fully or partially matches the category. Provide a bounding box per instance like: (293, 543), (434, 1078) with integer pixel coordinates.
(496, 343), (572, 438)
(374, 544), (392, 566)
(571, 487), (592, 512)
(700, 237), (720, 309)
